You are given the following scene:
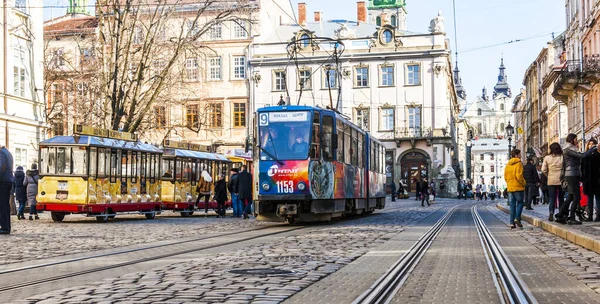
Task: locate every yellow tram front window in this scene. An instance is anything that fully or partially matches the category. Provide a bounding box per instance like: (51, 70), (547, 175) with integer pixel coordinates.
(72, 147), (87, 175)
(57, 147), (71, 174)
(40, 147), (56, 175)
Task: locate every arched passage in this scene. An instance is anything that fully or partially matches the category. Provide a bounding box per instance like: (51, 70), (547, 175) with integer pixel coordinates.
(397, 150), (430, 193)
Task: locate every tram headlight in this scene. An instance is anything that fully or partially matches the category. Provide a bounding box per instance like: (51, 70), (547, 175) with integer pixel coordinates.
(297, 182), (306, 191)
(261, 182), (270, 191)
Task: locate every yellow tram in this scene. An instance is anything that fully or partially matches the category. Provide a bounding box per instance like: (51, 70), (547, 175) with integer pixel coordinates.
(37, 125), (163, 222)
(159, 140), (232, 216)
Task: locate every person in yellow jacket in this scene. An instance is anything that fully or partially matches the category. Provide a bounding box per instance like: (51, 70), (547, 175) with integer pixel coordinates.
(504, 149), (526, 229)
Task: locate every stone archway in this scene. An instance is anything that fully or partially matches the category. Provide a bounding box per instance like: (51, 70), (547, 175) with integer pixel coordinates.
(397, 149), (430, 193)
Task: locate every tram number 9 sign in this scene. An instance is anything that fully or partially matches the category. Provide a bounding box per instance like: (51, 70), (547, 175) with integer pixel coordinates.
(259, 113), (269, 126)
(276, 181), (294, 193)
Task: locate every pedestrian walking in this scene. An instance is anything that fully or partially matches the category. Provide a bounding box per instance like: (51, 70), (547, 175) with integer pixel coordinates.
(236, 165), (253, 219)
(390, 181), (396, 202)
(542, 143), (565, 222)
(555, 134), (597, 225)
(13, 166), (26, 220)
(457, 181), (464, 199)
(195, 165), (213, 214)
(0, 146), (14, 234)
(414, 179), (421, 201)
(582, 138), (600, 222)
(481, 182), (488, 201)
(214, 174), (227, 218)
(523, 158), (540, 210)
(475, 184), (481, 201)
(504, 149), (526, 229)
(228, 168), (241, 217)
(420, 178), (430, 207)
(466, 180), (473, 199)
(489, 182), (497, 200)
(23, 163), (39, 220)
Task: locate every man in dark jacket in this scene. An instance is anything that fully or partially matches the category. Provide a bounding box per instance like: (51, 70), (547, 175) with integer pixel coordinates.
(228, 168), (241, 217)
(236, 165), (253, 219)
(0, 146), (14, 234)
(214, 174), (227, 218)
(582, 138), (600, 221)
(523, 158), (540, 210)
(13, 166), (27, 220)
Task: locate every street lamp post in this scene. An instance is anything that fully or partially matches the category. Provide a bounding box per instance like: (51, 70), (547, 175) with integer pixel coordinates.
(466, 138), (472, 182)
(505, 122), (514, 156)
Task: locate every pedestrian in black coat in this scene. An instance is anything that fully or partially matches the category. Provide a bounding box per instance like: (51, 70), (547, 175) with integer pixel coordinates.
(13, 166), (26, 220)
(420, 179), (430, 207)
(0, 146), (14, 234)
(236, 165), (253, 219)
(523, 158), (540, 210)
(214, 174), (227, 218)
(582, 138), (600, 221)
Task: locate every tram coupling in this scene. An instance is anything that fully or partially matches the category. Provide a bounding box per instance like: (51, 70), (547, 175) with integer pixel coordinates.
(276, 204), (298, 216)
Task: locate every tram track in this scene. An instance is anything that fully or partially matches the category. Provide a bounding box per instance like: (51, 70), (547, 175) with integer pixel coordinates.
(0, 224), (305, 297)
(352, 203), (537, 304)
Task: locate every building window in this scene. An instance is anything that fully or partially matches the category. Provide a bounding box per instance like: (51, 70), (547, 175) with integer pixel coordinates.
(477, 122), (483, 134)
(76, 82), (88, 99)
(500, 103), (504, 111)
(208, 57), (221, 80)
(234, 20), (248, 38)
(376, 16), (382, 26)
(13, 67), (27, 97)
(208, 103), (222, 127)
(480, 154), (484, 161)
(391, 15), (397, 27)
(155, 106), (166, 128)
(500, 122), (505, 131)
(186, 104), (199, 129)
(14, 147), (28, 168)
(408, 106), (421, 130)
(491, 165), (495, 173)
(273, 70), (286, 91)
(15, 0), (27, 12)
(233, 56), (246, 79)
(381, 30), (393, 44)
(80, 48), (94, 66)
(186, 20), (199, 37)
(298, 69), (312, 90)
(481, 165), (485, 173)
(186, 58), (198, 81)
(233, 102), (246, 127)
(133, 26), (144, 44)
(209, 24), (222, 39)
(380, 65), (394, 86)
(152, 60), (166, 76)
(51, 48), (64, 67)
(323, 68), (337, 88)
(490, 154), (495, 160)
(52, 117), (65, 136)
(477, 108), (482, 116)
(406, 64), (421, 85)
(380, 108), (394, 131)
(299, 34), (311, 48)
(356, 108), (369, 131)
(355, 67), (369, 87)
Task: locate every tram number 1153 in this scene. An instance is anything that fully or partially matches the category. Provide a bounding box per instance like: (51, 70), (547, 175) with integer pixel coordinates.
(276, 181), (294, 193)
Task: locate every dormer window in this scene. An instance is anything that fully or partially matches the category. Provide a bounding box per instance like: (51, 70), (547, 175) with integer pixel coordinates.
(300, 34), (310, 48)
(381, 30), (393, 44)
(295, 31), (315, 50)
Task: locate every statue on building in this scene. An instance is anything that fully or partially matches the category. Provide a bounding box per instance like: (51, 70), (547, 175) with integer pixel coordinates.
(334, 23), (357, 39)
(428, 11), (445, 33)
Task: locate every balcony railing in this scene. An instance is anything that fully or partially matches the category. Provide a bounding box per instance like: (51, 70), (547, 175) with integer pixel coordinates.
(395, 127), (432, 139)
(582, 55), (600, 84)
(552, 60), (581, 102)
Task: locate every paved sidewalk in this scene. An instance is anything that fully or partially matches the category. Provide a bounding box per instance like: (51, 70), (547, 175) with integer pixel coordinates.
(497, 203), (600, 254)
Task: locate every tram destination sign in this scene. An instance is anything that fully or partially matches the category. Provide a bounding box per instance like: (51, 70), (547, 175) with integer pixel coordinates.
(163, 140), (189, 149)
(73, 124), (138, 141)
(269, 111), (308, 122)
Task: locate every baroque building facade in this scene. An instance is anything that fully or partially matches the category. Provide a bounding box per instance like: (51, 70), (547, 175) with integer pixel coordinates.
(249, 1), (460, 195)
(1, 0), (45, 169)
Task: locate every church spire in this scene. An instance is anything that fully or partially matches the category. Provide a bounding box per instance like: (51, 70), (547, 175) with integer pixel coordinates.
(493, 57), (511, 98)
(453, 61), (466, 100)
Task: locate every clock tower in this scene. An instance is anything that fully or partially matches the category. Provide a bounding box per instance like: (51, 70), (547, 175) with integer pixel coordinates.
(367, 0), (407, 31)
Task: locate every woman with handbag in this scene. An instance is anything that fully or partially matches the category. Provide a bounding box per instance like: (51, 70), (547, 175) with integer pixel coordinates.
(555, 134), (597, 225)
(542, 143), (565, 222)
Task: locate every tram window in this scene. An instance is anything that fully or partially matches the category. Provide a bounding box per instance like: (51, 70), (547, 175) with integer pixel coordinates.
(351, 129), (358, 166)
(344, 124), (351, 164)
(41, 147), (56, 175)
(191, 160), (198, 186)
(370, 142), (375, 171)
(140, 153), (147, 183)
(336, 119), (344, 161)
(120, 151), (129, 184)
(150, 154), (157, 183)
(162, 158), (175, 180)
(310, 112), (320, 159)
(130, 151), (138, 183)
(97, 148), (107, 177)
(322, 116), (334, 161)
(56, 147), (71, 175)
(182, 159), (192, 182)
(358, 135), (364, 168)
(109, 149), (119, 183)
(380, 144), (385, 174)
(72, 147), (87, 175)
(89, 148), (97, 177)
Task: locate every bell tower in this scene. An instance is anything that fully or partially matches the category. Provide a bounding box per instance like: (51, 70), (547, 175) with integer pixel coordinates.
(367, 0), (407, 31)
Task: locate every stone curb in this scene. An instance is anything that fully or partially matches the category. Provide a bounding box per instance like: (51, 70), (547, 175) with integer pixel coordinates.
(496, 203), (600, 255)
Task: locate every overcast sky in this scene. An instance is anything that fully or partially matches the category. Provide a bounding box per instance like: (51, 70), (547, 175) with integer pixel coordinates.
(44, 0), (565, 104)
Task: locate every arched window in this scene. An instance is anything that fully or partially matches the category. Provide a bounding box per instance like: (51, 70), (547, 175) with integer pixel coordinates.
(500, 103), (504, 111)
(500, 123), (505, 131)
(391, 15), (397, 27)
(300, 34), (310, 48)
(376, 16), (382, 26)
(477, 108), (482, 116)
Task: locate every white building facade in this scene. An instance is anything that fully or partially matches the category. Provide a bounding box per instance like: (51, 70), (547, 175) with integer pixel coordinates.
(470, 138), (509, 191)
(249, 2), (460, 195)
(1, 0), (45, 169)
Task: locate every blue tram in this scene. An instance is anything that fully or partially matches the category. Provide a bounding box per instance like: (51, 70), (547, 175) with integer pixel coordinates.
(253, 105), (386, 223)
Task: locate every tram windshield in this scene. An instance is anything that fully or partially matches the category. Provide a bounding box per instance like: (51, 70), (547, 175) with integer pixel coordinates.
(258, 111), (311, 161)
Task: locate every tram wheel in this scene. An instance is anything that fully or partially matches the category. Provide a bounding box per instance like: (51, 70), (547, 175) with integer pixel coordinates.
(96, 215), (109, 223)
(145, 212), (156, 220)
(51, 212), (65, 222)
(286, 217), (296, 224)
